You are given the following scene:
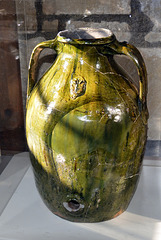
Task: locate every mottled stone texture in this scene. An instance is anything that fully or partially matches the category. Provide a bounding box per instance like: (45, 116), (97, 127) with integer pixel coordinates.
(43, 0), (131, 15)
(16, 0), (161, 142)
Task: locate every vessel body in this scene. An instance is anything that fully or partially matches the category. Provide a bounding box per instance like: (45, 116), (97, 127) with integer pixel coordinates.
(26, 28), (148, 222)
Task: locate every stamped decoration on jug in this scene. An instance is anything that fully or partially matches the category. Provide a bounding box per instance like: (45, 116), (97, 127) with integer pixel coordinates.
(70, 74), (87, 99)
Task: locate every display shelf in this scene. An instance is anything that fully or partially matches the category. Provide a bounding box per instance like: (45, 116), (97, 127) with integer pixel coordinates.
(0, 152), (161, 240)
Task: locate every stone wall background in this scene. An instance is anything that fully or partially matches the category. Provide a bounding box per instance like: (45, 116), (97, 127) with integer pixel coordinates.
(16, 0), (161, 146)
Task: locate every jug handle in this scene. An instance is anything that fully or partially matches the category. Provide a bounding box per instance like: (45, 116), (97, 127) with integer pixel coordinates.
(109, 40), (147, 111)
(27, 38), (57, 106)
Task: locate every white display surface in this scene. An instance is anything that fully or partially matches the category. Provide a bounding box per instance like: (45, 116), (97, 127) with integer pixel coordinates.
(0, 153), (161, 240)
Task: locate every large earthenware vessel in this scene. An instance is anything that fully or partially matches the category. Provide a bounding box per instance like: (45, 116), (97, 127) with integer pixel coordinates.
(26, 28), (148, 222)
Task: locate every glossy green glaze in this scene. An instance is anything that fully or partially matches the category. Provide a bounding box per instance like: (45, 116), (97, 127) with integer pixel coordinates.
(26, 28), (148, 222)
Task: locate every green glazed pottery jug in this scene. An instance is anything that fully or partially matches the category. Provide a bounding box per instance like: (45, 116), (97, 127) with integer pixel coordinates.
(26, 28), (148, 222)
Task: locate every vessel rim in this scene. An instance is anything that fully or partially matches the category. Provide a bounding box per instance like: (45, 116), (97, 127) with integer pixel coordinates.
(57, 28), (116, 45)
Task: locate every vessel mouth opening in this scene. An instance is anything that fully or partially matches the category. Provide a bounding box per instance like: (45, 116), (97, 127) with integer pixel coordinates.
(58, 28), (115, 44)
(63, 199), (84, 212)
(68, 199), (80, 211)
